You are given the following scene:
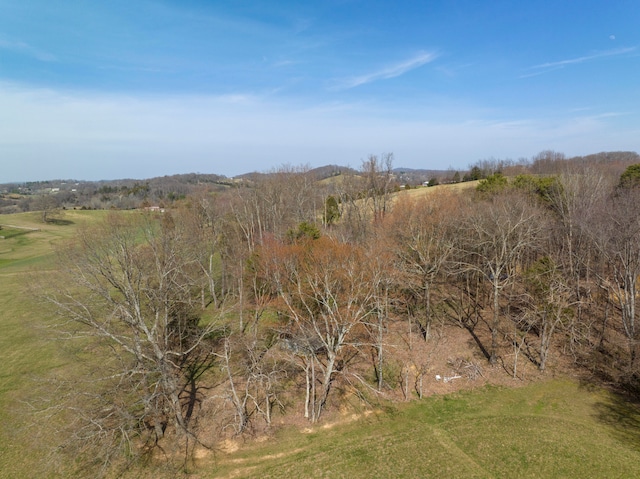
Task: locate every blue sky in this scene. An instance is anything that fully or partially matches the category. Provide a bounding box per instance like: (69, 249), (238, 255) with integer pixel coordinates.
(1, 1), (638, 181)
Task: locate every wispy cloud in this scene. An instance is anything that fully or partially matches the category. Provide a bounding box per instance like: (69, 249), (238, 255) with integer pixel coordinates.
(2, 80), (638, 181)
(523, 47), (636, 77)
(0, 38), (57, 62)
(335, 51), (438, 89)
(272, 59), (297, 68)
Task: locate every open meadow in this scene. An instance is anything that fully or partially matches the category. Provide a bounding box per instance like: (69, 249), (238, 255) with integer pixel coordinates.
(0, 211), (108, 477)
(210, 379), (640, 479)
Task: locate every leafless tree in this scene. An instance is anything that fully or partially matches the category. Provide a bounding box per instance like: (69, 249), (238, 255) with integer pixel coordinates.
(361, 153), (395, 223)
(522, 257), (575, 371)
(385, 193), (458, 341)
(547, 167), (611, 332)
(530, 150), (567, 175)
(34, 193), (64, 223)
(38, 211), (227, 474)
(180, 191), (228, 309)
(219, 336), (285, 434)
(261, 236), (379, 421)
(455, 192), (546, 364)
(325, 169), (372, 243)
(363, 240), (396, 391)
(590, 187), (640, 369)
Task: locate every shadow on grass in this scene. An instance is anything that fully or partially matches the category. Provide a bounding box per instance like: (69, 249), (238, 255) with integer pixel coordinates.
(0, 230), (33, 239)
(593, 391), (640, 452)
(45, 219), (75, 226)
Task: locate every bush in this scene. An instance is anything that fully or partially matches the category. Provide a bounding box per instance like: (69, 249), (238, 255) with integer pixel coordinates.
(476, 173), (508, 194)
(619, 164), (640, 189)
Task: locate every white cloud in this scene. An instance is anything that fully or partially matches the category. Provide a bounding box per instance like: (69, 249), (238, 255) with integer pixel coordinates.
(0, 38), (57, 62)
(529, 47), (636, 71)
(0, 82), (637, 181)
(335, 51), (438, 89)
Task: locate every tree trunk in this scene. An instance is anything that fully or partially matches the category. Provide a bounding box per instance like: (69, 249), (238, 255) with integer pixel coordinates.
(423, 282), (431, 340)
(316, 352), (336, 422)
(377, 306), (384, 391)
(491, 279), (500, 365)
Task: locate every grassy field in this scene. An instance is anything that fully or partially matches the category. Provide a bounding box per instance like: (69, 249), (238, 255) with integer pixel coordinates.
(2, 209), (640, 478)
(210, 379), (640, 478)
(0, 211), (108, 478)
(399, 180), (480, 199)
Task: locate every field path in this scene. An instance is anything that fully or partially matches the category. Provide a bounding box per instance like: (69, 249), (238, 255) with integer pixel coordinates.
(0, 224), (40, 231)
(429, 426), (493, 478)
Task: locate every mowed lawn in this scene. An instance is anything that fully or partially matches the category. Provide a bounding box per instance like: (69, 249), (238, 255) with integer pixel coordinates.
(0, 211), (107, 478)
(210, 379), (640, 479)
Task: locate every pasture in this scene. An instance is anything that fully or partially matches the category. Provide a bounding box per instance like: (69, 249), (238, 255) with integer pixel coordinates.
(0, 211), (106, 478)
(210, 379), (640, 479)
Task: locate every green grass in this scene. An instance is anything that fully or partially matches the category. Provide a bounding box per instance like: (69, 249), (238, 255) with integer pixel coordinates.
(0, 227), (33, 239)
(0, 211), (107, 478)
(209, 380), (640, 478)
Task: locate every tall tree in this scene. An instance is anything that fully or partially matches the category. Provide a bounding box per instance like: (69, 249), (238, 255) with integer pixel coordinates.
(523, 257), (574, 371)
(456, 192), (546, 364)
(361, 153), (395, 223)
(385, 193), (457, 340)
(546, 167), (610, 348)
(40, 212), (226, 473)
(262, 236), (379, 421)
(591, 187), (640, 369)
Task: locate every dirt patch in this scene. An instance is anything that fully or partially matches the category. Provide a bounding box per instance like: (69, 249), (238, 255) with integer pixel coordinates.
(219, 439), (240, 454)
(369, 320), (549, 404)
(213, 319), (567, 467)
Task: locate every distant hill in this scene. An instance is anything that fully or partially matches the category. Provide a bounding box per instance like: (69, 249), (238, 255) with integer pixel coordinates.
(2, 151), (639, 214)
(308, 164), (359, 180)
(233, 164), (359, 182)
(392, 167), (451, 185)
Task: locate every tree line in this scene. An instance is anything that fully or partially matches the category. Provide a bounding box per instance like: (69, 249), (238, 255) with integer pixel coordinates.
(37, 153), (640, 475)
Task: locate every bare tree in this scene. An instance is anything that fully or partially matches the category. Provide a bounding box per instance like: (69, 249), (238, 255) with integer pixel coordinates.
(38, 211), (226, 474)
(385, 193), (458, 341)
(547, 167), (611, 333)
(363, 240), (396, 391)
(591, 187), (640, 369)
(456, 193), (546, 364)
(331, 172), (371, 242)
(530, 150), (567, 175)
(361, 153), (394, 223)
(220, 336), (285, 434)
(261, 236), (379, 421)
(181, 191), (227, 309)
(523, 257), (575, 371)
(34, 192), (64, 224)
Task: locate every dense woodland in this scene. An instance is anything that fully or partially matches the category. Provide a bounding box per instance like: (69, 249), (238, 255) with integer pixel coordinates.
(20, 150), (640, 475)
